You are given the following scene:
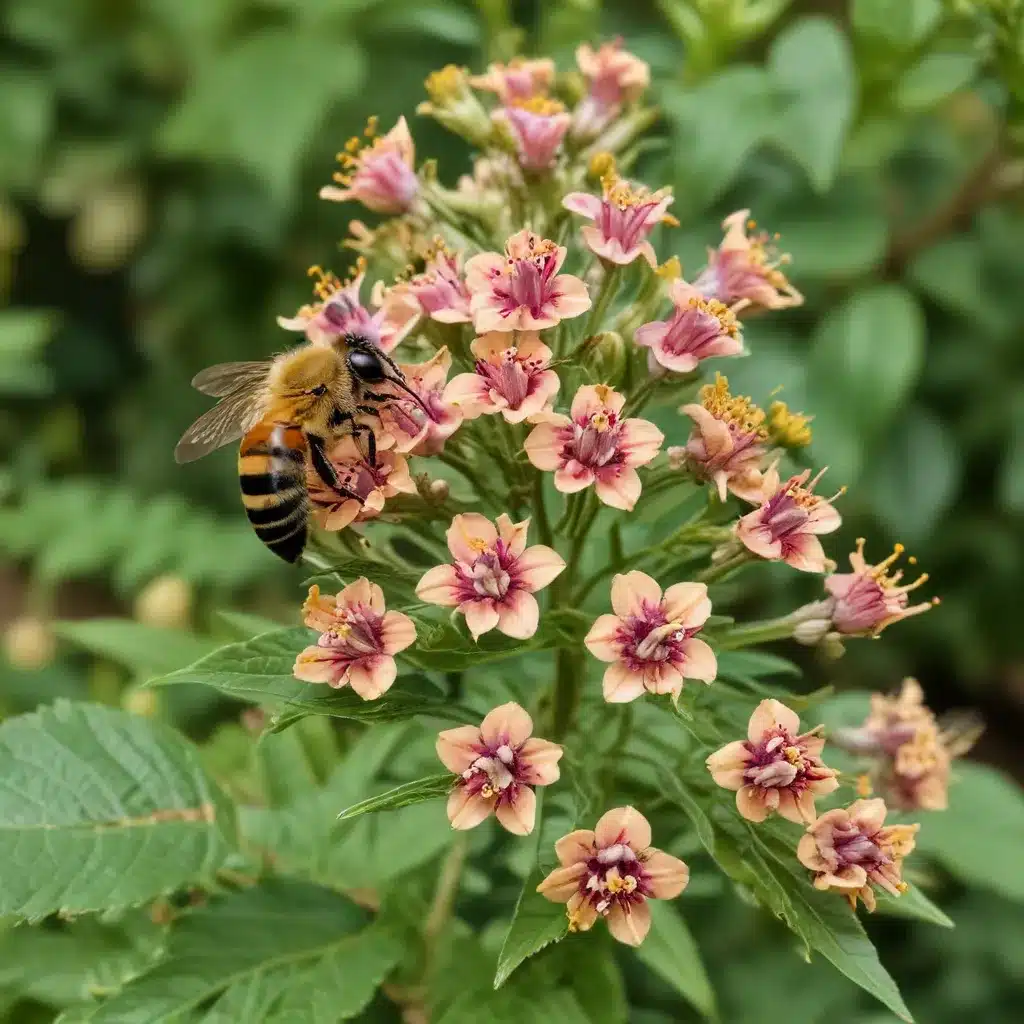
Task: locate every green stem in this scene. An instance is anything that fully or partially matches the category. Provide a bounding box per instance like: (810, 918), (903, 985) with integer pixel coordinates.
(696, 550), (753, 585)
(439, 451), (501, 508)
(584, 264), (622, 336)
(532, 472), (553, 547)
(715, 615), (801, 651)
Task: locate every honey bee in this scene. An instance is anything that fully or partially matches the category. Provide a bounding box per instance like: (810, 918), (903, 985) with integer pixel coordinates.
(175, 334), (422, 562)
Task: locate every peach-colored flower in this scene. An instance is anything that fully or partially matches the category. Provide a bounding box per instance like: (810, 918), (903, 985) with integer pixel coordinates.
(470, 57), (555, 104)
(293, 580), (415, 699)
(436, 702), (562, 835)
(307, 437), (416, 531)
(797, 798), (919, 912)
(537, 806), (688, 946)
(417, 65), (492, 146)
(524, 384), (663, 511)
(635, 279), (744, 374)
(320, 116), (419, 215)
(572, 39), (650, 138)
(585, 571), (716, 703)
(464, 229), (591, 333)
(399, 245), (472, 324)
(376, 347), (463, 455)
(496, 96), (572, 172)
(706, 699), (838, 824)
(415, 513), (565, 641)
(562, 173), (674, 267)
(694, 210), (803, 312)
(736, 466), (842, 573)
(443, 332), (560, 423)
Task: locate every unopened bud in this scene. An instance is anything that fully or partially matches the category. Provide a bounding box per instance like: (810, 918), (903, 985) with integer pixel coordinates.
(821, 632), (846, 660)
(428, 478), (450, 501)
(3, 616), (56, 671)
(123, 687), (159, 718)
(666, 445), (688, 471)
(582, 331), (626, 384)
(793, 617), (832, 647)
(134, 574), (193, 629)
(418, 65), (493, 147)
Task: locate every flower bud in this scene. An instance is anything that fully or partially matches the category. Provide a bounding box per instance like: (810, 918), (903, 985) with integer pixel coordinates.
(3, 616), (56, 671)
(792, 616), (832, 647)
(134, 574), (193, 630)
(428, 478), (450, 501)
(417, 65), (493, 147)
(581, 331), (627, 384)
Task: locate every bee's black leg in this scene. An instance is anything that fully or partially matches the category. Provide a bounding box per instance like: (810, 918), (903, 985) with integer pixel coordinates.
(307, 433), (340, 491)
(350, 419), (378, 468)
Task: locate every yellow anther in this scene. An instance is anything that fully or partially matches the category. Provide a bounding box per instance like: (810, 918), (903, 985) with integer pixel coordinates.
(767, 400), (813, 448)
(588, 151), (616, 181)
(424, 64), (468, 102)
(511, 94), (565, 116)
(697, 373), (767, 438)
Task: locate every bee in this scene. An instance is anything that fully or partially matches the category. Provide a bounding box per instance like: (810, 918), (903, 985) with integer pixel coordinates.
(175, 334), (422, 563)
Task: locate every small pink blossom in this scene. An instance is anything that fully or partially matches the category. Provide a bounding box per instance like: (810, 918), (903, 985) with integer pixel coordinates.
(572, 39), (650, 139)
(376, 347), (463, 456)
(444, 332), (560, 423)
(635, 278), (744, 374)
(694, 210), (803, 312)
(470, 57), (555, 104)
(524, 385), (663, 511)
(585, 571), (717, 703)
(436, 702), (562, 835)
(706, 699), (839, 824)
(320, 116), (419, 216)
(293, 580), (416, 699)
(496, 96), (572, 172)
(736, 467), (842, 573)
(415, 513), (565, 641)
(464, 228), (591, 333)
(400, 246), (472, 324)
(537, 806), (689, 946)
(562, 174), (674, 267)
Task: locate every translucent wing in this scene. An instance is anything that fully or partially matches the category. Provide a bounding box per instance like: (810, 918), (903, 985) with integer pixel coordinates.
(190, 360), (272, 397)
(174, 383), (267, 464)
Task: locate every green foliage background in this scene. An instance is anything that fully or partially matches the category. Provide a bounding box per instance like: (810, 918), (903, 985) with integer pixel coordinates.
(2, 0), (1024, 1022)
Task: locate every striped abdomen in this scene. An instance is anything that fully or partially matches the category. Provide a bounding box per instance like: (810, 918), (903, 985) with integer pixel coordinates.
(238, 422), (309, 563)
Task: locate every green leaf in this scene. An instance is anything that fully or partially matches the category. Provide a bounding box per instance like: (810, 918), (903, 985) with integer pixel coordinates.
(998, 394), (1024, 513)
(303, 556), (422, 603)
(896, 52), (979, 112)
(0, 71), (55, 190)
(874, 885), (954, 928)
(717, 651), (801, 681)
(0, 700), (236, 919)
(337, 772), (452, 821)
(53, 619), (220, 675)
(215, 610), (288, 640)
(634, 901), (718, 1021)
(0, 310), (58, 394)
(852, 0), (942, 46)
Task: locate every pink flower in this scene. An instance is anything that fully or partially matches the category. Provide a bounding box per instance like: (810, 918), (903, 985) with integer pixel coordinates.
(470, 57), (555, 104)
(584, 571), (717, 703)
(562, 174), (674, 267)
(415, 513), (565, 641)
(524, 385), (663, 511)
(572, 39), (650, 138)
(307, 437), (416, 531)
(496, 96), (572, 172)
(376, 347), (463, 455)
(443, 332), (560, 423)
(537, 806), (689, 946)
(736, 467), (842, 573)
(797, 798), (919, 912)
(293, 580), (416, 699)
(464, 228), (591, 333)
(436, 702), (562, 835)
(400, 246), (472, 324)
(706, 699), (839, 824)
(320, 116), (419, 216)
(635, 279), (743, 374)
(694, 210), (803, 312)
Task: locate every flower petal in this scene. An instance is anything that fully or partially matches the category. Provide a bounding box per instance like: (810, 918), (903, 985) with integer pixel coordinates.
(460, 599), (500, 640)
(784, 533), (829, 573)
(380, 611), (416, 654)
(347, 657), (397, 700)
(436, 725), (483, 774)
(447, 787), (494, 830)
(495, 785), (537, 835)
(644, 848), (690, 899)
(555, 463), (597, 494)
(606, 900), (651, 946)
(447, 513), (499, 562)
(495, 589), (540, 639)
(661, 582), (711, 627)
(554, 829), (597, 866)
(747, 698), (800, 744)
(602, 661), (647, 703)
(584, 614), (624, 662)
(849, 798), (888, 835)
(706, 741), (750, 791)
(537, 862), (587, 902)
(680, 637), (717, 683)
(515, 544), (567, 592)
(562, 192), (602, 219)
(550, 273), (592, 319)
(293, 647), (346, 686)
(480, 701), (534, 747)
(416, 564), (462, 607)
(496, 513), (530, 557)
(595, 466), (642, 510)
(595, 805), (652, 851)
(524, 422), (569, 471)
(518, 737), (563, 786)
(610, 571), (662, 618)
(618, 418), (664, 468)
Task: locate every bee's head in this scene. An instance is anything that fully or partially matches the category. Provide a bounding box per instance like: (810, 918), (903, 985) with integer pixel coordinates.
(271, 346), (339, 397)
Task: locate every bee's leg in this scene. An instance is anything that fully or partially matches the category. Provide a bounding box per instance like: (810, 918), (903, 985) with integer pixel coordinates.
(307, 432), (356, 499)
(351, 415), (378, 468)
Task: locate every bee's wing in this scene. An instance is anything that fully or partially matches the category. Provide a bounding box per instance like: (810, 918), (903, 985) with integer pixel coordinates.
(190, 360), (273, 397)
(174, 382), (268, 464)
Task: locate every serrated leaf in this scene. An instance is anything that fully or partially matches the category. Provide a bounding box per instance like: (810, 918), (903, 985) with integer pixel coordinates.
(337, 773), (452, 821)
(53, 619), (219, 675)
(0, 700), (236, 919)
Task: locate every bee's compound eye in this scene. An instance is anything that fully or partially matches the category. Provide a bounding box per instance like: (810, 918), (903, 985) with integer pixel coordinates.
(348, 347), (386, 382)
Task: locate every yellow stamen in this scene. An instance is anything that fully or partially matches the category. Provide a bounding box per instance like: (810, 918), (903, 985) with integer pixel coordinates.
(468, 537), (490, 553)
(686, 295), (739, 338)
(424, 64), (468, 103)
(588, 151), (616, 181)
(657, 256), (682, 281)
(697, 373), (767, 439)
(511, 94), (565, 116)
(856, 773), (873, 797)
(767, 400), (813, 448)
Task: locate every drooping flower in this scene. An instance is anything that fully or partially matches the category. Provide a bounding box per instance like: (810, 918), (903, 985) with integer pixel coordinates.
(417, 64), (492, 146)
(443, 332), (560, 423)
(376, 347), (463, 455)
(694, 210), (803, 312)
(735, 466), (843, 573)
(293, 580), (416, 699)
(415, 513), (565, 641)
(584, 571), (716, 702)
(634, 278), (743, 374)
(537, 806), (689, 946)
(572, 39), (651, 139)
(464, 228), (591, 333)
(706, 699), (839, 823)
(797, 798), (919, 912)
(470, 57), (555, 104)
(436, 702), (562, 835)
(307, 437), (417, 531)
(562, 173), (674, 267)
(398, 244), (472, 324)
(524, 385), (663, 511)
(497, 96), (572, 172)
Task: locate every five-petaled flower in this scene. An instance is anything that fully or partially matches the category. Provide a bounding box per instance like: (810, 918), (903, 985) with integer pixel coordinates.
(497, 96), (572, 172)
(436, 702), (562, 835)
(470, 57), (555, 104)
(797, 798), (919, 912)
(416, 513), (565, 641)
(585, 571), (717, 702)
(706, 699), (838, 823)
(398, 244), (473, 324)
(537, 806), (689, 946)
(376, 347), (463, 456)
(572, 39), (650, 139)
(464, 228), (591, 333)
(525, 384), (663, 511)
(444, 331), (560, 423)
(293, 580), (416, 699)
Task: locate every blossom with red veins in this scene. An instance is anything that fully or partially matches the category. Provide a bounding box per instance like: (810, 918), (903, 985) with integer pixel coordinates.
(497, 96), (572, 172)
(572, 39), (651, 139)
(400, 245), (472, 324)
(706, 699), (839, 824)
(470, 57), (555, 104)
(562, 173), (674, 267)
(320, 116), (419, 216)
(376, 347), (463, 456)
(307, 437), (416, 532)
(584, 571), (716, 703)
(293, 580), (415, 700)
(443, 332), (560, 424)
(436, 702), (562, 835)
(464, 228), (591, 333)
(635, 278), (744, 374)
(736, 466), (843, 573)
(797, 798), (919, 912)
(537, 806), (689, 946)
(415, 513), (565, 641)
(694, 209), (803, 312)
(524, 385), (663, 511)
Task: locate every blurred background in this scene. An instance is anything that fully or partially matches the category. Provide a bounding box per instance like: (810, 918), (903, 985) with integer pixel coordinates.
(1, 0), (1023, 1021)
